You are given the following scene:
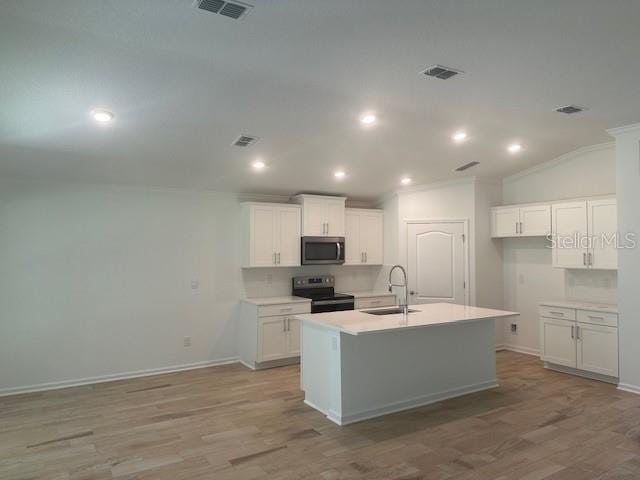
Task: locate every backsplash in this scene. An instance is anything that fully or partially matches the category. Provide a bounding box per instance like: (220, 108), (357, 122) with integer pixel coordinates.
(241, 265), (384, 298)
(564, 269), (618, 304)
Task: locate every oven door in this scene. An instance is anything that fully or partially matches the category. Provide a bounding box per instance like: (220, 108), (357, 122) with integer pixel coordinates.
(311, 298), (355, 313)
(301, 237), (345, 265)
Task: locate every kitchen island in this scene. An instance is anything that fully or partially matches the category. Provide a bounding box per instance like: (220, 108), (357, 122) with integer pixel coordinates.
(296, 303), (518, 425)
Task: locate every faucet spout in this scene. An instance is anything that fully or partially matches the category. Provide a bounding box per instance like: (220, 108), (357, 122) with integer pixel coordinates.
(388, 264), (409, 315)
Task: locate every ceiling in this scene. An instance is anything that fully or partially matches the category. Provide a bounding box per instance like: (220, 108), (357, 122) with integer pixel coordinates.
(1, 1), (638, 201)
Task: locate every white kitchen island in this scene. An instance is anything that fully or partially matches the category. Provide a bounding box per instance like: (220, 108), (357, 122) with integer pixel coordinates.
(296, 303), (518, 425)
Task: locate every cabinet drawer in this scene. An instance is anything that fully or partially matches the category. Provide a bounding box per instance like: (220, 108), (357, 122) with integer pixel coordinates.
(355, 296), (396, 310)
(258, 302), (310, 318)
(577, 310), (618, 327)
(539, 305), (576, 321)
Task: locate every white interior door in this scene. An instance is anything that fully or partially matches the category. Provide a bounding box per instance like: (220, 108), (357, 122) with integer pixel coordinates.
(588, 199), (617, 270)
(552, 202), (588, 268)
(407, 221), (467, 305)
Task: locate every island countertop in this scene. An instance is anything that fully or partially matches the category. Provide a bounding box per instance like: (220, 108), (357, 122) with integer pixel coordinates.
(296, 302), (519, 335)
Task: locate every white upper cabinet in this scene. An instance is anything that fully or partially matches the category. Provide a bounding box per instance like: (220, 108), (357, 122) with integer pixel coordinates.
(491, 204), (551, 238)
(242, 203), (301, 268)
(294, 195), (346, 237)
(344, 208), (383, 265)
(552, 197), (617, 270)
(588, 198), (618, 270)
(552, 201), (588, 268)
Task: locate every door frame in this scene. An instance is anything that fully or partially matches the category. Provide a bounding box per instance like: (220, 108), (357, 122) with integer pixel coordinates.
(404, 218), (470, 306)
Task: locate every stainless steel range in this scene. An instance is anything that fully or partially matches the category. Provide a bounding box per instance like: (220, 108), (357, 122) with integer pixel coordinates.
(292, 275), (354, 313)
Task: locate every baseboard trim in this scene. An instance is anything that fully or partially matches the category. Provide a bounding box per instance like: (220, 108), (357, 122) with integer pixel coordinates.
(501, 345), (540, 356)
(0, 357), (239, 397)
(544, 362), (618, 385)
(321, 379), (499, 426)
(617, 383), (640, 395)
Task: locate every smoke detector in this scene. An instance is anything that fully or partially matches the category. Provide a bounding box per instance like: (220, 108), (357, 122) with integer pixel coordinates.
(194, 0), (253, 20)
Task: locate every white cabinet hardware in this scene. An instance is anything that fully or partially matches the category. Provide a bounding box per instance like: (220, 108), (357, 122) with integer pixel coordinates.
(242, 203), (302, 268)
(344, 208), (384, 265)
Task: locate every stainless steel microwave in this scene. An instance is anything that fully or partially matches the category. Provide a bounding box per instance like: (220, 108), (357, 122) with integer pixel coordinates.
(301, 237), (345, 265)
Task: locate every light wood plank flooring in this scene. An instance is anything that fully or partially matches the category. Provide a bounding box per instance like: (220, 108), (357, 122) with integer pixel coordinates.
(2, 351), (640, 480)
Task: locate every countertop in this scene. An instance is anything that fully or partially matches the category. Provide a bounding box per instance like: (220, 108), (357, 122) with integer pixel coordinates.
(296, 302), (519, 335)
(241, 296), (311, 306)
(342, 290), (396, 298)
(540, 299), (618, 314)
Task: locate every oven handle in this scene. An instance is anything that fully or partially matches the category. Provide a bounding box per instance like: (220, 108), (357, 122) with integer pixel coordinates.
(313, 299), (353, 306)
(336, 242), (341, 261)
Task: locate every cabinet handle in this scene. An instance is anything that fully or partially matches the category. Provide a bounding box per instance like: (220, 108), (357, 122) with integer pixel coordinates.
(583, 253), (587, 266)
(280, 307), (293, 313)
(571, 325), (575, 339)
(550, 311), (564, 316)
(365, 252), (368, 263)
(283, 318), (287, 332)
(576, 325), (580, 340)
(273, 253), (277, 265)
(515, 222), (519, 234)
(588, 315), (603, 321)
(277, 252), (281, 264)
(588, 252), (592, 266)
(520, 222), (523, 234)
(361, 252), (364, 263)
(326, 223), (329, 234)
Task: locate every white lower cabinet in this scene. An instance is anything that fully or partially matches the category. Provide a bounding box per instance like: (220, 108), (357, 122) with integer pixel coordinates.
(539, 302), (618, 380)
(239, 300), (310, 368)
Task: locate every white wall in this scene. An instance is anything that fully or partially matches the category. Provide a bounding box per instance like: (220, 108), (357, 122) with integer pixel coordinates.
(501, 143), (617, 354)
(0, 181), (380, 394)
(609, 124), (640, 393)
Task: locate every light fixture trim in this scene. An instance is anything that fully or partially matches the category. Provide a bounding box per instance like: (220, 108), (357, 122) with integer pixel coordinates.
(91, 109), (115, 123)
(334, 170), (346, 179)
(401, 177), (412, 185)
(359, 112), (377, 126)
(452, 131), (467, 142)
(251, 159), (266, 170)
(507, 143), (523, 154)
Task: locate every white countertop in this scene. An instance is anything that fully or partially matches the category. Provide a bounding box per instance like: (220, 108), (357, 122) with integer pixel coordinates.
(296, 303), (519, 335)
(540, 299), (618, 314)
(241, 296), (311, 306)
(342, 290), (396, 298)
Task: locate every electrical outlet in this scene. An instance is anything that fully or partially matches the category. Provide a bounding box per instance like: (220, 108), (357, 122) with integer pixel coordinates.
(510, 323), (518, 334)
(183, 336), (192, 347)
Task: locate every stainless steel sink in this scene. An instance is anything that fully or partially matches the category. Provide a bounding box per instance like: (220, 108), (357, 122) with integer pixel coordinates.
(361, 307), (418, 315)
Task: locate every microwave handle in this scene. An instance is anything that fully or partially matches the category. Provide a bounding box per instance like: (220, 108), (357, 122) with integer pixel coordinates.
(336, 242), (341, 260)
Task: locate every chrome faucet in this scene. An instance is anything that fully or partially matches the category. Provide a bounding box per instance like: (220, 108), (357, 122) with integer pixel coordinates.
(388, 264), (409, 315)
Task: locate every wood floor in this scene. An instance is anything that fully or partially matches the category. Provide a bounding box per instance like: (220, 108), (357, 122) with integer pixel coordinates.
(2, 351), (640, 480)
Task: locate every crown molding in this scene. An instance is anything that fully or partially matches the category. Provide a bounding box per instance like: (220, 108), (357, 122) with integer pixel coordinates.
(607, 122), (640, 137)
(503, 142), (614, 184)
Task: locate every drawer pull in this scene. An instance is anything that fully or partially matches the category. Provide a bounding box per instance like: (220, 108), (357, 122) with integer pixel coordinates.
(550, 311), (564, 316)
(588, 315), (603, 320)
(280, 307), (293, 312)
(371, 300), (381, 305)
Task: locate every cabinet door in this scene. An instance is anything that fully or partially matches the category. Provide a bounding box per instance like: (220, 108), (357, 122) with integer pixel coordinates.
(520, 205), (551, 236)
(577, 323), (618, 377)
(258, 316), (288, 362)
(540, 318), (576, 367)
(588, 199), (617, 270)
(360, 212), (383, 264)
(303, 198), (327, 236)
(344, 210), (361, 265)
(326, 200), (345, 236)
(286, 318), (301, 356)
(250, 205), (276, 267)
(552, 202), (588, 269)
(276, 206), (301, 266)
(491, 207), (520, 237)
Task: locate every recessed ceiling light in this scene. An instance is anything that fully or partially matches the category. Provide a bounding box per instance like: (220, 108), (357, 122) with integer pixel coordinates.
(334, 170), (346, 179)
(360, 113), (376, 125)
(252, 160), (265, 171)
(91, 109), (114, 123)
(507, 143), (522, 154)
(401, 177), (412, 185)
(452, 131), (467, 142)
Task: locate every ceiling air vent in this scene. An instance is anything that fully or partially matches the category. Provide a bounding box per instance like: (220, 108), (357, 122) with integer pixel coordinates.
(455, 161), (480, 172)
(233, 135), (258, 147)
(555, 105), (585, 114)
(194, 0), (253, 20)
(421, 64), (463, 80)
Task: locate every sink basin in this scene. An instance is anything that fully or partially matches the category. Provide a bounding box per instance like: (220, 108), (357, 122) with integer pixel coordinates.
(361, 307), (418, 315)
